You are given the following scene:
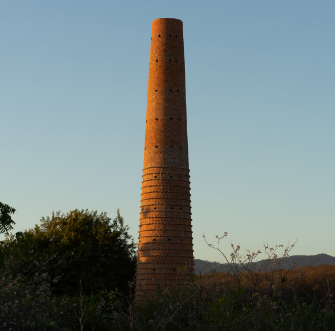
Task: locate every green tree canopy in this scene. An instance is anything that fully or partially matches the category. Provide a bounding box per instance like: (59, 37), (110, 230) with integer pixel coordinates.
(0, 202), (16, 234)
(0, 202), (36, 270)
(27, 209), (136, 296)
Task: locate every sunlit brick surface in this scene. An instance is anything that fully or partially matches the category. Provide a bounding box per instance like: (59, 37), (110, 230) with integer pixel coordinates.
(136, 18), (194, 297)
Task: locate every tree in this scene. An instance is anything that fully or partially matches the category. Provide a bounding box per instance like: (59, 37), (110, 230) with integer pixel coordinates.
(28, 209), (137, 296)
(0, 202), (34, 268)
(0, 202), (16, 234)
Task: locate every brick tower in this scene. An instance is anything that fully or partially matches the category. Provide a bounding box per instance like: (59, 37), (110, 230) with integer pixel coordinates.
(136, 18), (194, 297)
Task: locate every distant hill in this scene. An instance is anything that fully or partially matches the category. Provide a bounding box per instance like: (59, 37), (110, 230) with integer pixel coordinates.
(194, 254), (335, 274)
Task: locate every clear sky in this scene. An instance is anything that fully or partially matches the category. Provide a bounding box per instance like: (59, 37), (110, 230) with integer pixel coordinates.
(1, 1), (334, 262)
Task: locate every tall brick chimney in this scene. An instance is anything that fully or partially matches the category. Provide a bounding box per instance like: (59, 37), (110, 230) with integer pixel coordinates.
(136, 18), (194, 298)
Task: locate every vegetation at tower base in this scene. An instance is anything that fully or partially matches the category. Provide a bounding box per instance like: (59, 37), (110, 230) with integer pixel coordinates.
(0, 208), (138, 330)
(1, 219), (335, 331)
(1, 206), (334, 330)
(25, 209), (137, 296)
(101, 237), (335, 331)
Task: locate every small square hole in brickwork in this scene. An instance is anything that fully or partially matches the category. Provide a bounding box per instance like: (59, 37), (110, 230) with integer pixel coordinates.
(177, 90), (179, 92)
(155, 90), (157, 92)
(180, 208), (182, 210)
(154, 175), (157, 178)
(173, 269), (175, 271)
(156, 60), (158, 62)
(171, 207), (173, 209)
(158, 35), (161, 37)
(170, 117), (172, 120)
(153, 268), (156, 271)
(169, 34), (171, 37)
(153, 239), (156, 241)
(155, 146), (158, 148)
(168, 238), (171, 241)
(181, 239), (183, 242)
(170, 146), (173, 148)
(179, 118), (181, 120)
(170, 176), (172, 178)
(170, 89), (172, 92)
(154, 207), (156, 209)
(175, 60), (177, 62)
(156, 118), (158, 120)
(169, 59), (171, 62)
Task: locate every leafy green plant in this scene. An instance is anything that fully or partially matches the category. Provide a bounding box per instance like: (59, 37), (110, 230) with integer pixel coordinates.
(27, 209), (136, 296)
(0, 202), (16, 235)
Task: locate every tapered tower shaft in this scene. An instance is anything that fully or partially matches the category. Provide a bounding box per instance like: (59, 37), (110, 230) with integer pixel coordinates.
(136, 18), (194, 297)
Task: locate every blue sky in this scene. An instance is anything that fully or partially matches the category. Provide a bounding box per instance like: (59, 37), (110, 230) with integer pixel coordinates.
(1, 1), (334, 262)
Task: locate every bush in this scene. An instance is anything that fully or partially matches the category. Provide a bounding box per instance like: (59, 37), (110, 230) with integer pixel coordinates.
(2, 214), (334, 330)
(108, 235), (335, 330)
(27, 209), (136, 296)
(0, 208), (135, 331)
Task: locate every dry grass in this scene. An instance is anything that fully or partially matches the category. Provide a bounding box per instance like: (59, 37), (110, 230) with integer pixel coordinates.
(196, 264), (335, 300)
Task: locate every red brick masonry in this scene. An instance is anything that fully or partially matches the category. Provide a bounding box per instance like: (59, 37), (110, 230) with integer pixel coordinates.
(136, 18), (194, 297)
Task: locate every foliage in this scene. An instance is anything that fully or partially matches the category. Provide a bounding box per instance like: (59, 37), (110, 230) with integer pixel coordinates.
(116, 279), (335, 331)
(0, 232), (37, 270)
(0, 249), (120, 331)
(0, 203), (35, 269)
(2, 212), (334, 330)
(27, 209), (136, 296)
(0, 202), (16, 235)
(107, 235), (335, 330)
(0, 249), (60, 330)
(107, 238), (335, 331)
(0, 225), (122, 331)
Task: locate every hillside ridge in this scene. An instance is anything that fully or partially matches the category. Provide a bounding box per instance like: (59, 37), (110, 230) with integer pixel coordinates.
(194, 253), (335, 274)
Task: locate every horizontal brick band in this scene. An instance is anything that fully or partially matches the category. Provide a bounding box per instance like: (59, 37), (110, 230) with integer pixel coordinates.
(142, 166), (190, 171)
(141, 184), (190, 189)
(140, 198), (191, 202)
